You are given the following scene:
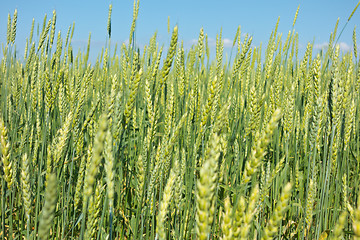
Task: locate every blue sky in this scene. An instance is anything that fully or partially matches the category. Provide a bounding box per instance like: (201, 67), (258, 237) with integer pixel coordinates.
(1, 0), (360, 62)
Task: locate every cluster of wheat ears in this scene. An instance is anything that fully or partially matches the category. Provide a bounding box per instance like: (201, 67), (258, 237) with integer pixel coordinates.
(1, 1), (360, 239)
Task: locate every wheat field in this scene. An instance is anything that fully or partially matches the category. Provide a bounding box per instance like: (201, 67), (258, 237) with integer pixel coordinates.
(1, 1), (360, 239)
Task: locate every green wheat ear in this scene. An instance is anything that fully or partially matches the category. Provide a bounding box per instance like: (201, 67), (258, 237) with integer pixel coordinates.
(221, 197), (233, 240)
(240, 184), (260, 239)
(49, 10), (56, 47)
(21, 153), (32, 219)
(84, 114), (108, 199)
(292, 5), (300, 27)
(196, 133), (220, 240)
(11, 9), (17, 44)
(262, 182), (292, 240)
(348, 0), (360, 22)
(107, 4), (112, 38)
(0, 116), (12, 188)
(156, 162), (177, 240)
(353, 26), (358, 59)
(38, 173), (57, 240)
(129, 0), (140, 45)
(167, 16), (170, 34)
(6, 13), (11, 45)
(242, 109), (282, 184)
(85, 182), (103, 239)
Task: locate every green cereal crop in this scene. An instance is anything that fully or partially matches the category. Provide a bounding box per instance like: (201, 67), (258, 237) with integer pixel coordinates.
(1, 1), (360, 239)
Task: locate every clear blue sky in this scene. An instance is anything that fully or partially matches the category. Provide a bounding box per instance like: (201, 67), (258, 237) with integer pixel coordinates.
(1, 0), (360, 62)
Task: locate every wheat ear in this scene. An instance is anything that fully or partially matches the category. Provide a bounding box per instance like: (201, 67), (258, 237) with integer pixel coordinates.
(156, 162), (177, 240)
(0, 116), (12, 188)
(38, 173), (57, 240)
(84, 114), (108, 199)
(262, 183), (292, 240)
(242, 109), (282, 184)
(196, 134), (220, 240)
